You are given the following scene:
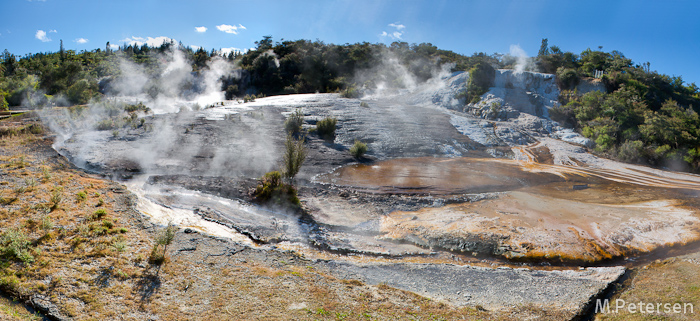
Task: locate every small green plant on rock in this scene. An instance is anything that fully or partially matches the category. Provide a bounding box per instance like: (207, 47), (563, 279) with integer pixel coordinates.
(284, 108), (305, 136)
(0, 228), (34, 264)
(76, 191), (87, 203)
(252, 171), (300, 208)
(315, 117), (337, 140)
(340, 86), (360, 98)
(350, 140), (368, 159)
(49, 187), (63, 211)
(91, 209), (107, 220)
(283, 134), (307, 182)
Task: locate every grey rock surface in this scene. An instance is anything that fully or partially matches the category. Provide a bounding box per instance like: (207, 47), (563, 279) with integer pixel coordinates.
(323, 261), (625, 313)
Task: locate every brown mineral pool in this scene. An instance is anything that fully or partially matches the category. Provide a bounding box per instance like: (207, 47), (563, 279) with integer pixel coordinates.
(316, 156), (700, 263)
(317, 157), (565, 194)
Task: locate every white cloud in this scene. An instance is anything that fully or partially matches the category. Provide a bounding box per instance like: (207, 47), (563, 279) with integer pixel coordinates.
(49, 29), (57, 33)
(388, 23), (405, 30)
(195, 26), (207, 33)
(109, 44), (119, 50)
(380, 22), (405, 40)
(35, 30), (51, 42)
(121, 36), (174, 47)
(75, 38), (88, 44)
(190, 45), (201, 51)
(216, 24), (246, 34)
(219, 47), (248, 55)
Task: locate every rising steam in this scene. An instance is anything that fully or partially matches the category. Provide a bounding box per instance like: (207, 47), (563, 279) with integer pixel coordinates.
(509, 44), (530, 73)
(40, 46), (281, 180)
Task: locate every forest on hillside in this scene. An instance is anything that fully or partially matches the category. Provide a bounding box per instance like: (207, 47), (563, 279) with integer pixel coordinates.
(1, 37), (699, 171)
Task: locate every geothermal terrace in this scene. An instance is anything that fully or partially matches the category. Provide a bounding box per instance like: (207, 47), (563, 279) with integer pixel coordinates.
(50, 70), (700, 317)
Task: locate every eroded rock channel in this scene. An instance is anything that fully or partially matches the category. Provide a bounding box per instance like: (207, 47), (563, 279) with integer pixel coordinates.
(48, 71), (700, 318)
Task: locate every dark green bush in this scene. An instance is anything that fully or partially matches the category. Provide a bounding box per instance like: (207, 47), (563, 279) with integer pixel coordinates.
(350, 140), (367, 159)
(91, 209), (107, 220)
(283, 135), (307, 181)
(225, 84), (239, 100)
(96, 119), (117, 131)
(0, 228), (34, 263)
(316, 117), (337, 140)
(252, 171), (300, 208)
(340, 86), (360, 98)
(284, 109), (304, 136)
(556, 67), (580, 90)
(466, 62), (495, 104)
(617, 140), (644, 163)
(124, 102), (150, 113)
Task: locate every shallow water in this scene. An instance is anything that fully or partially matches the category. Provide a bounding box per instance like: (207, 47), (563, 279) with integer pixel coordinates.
(317, 156), (700, 263)
(317, 157), (562, 194)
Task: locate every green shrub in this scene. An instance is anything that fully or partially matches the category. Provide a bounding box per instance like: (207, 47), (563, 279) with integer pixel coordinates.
(0, 228), (34, 263)
(76, 191), (87, 202)
(284, 109), (304, 136)
(49, 187), (63, 211)
(40, 216), (54, 231)
(340, 86), (361, 98)
(102, 220), (114, 229)
(315, 117), (337, 140)
(556, 67), (580, 90)
(123, 102), (149, 113)
(225, 85), (239, 100)
(0, 92), (8, 111)
(96, 119), (117, 131)
(149, 224), (176, 265)
(283, 135), (307, 181)
(66, 79), (96, 105)
(252, 171), (301, 208)
(617, 140), (644, 163)
(111, 239), (127, 253)
(91, 209), (107, 220)
(350, 140), (368, 159)
(466, 62), (495, 104)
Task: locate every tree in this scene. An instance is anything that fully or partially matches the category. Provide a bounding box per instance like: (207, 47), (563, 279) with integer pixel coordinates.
(255, 35), (273, 51)
(149, 223), (176, 266)
(60, 40), (65, 61)
(284, 108), (304, 136)
(2, 50), (17, 76)
(0, 91), (8, 111)
(538, 38), (550, 57)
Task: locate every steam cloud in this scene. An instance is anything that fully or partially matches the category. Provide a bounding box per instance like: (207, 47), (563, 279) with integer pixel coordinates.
(41, 46), (282, 181)
(353, 48), (451, 99)
(509, 44), (529, 73)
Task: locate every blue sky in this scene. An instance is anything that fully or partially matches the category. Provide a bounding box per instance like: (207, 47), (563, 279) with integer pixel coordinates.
(2, 0), (699, 85)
